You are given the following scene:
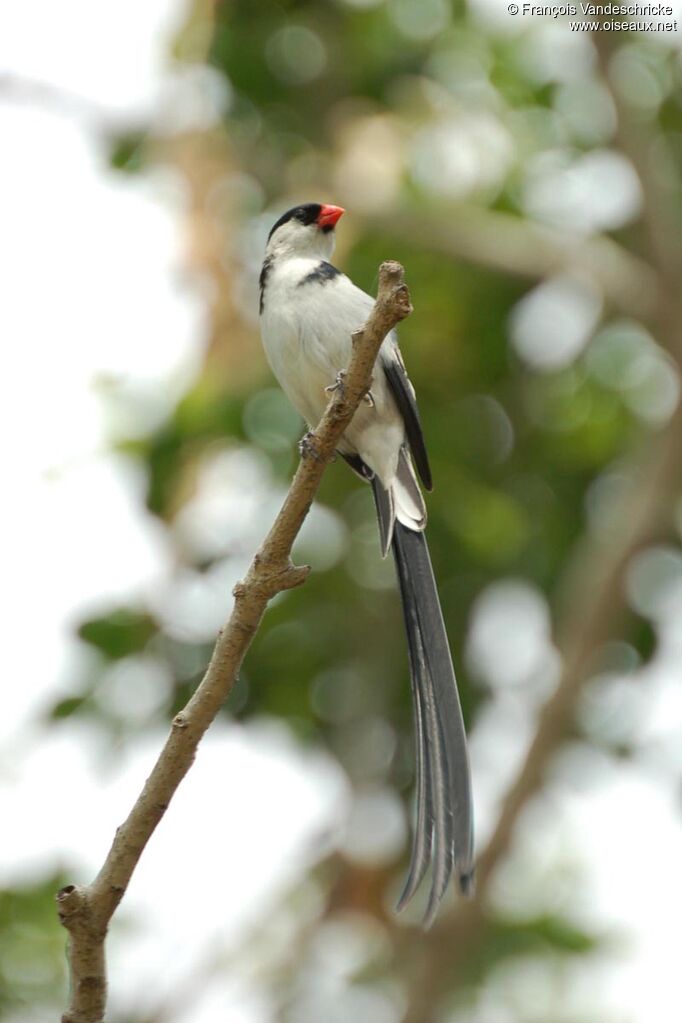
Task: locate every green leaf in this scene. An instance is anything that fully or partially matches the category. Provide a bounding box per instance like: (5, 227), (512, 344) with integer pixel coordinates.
(50, 695), (88, 719)
(109, 130), (147, 173)
(78, 608), (156, 660)
(464, 912), (602, 984)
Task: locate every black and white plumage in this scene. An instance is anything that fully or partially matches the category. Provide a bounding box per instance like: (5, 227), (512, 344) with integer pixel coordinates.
(259, 202), (474, 924)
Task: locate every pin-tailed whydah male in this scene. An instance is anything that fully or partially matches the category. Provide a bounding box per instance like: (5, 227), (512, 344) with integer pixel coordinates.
(259, 203), (474, 925)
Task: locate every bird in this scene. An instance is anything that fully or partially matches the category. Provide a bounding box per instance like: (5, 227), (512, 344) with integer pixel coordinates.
(258, 201), (474, 925)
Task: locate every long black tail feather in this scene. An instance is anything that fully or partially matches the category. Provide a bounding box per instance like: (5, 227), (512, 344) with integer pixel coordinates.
(373, 478), (474, 924)
(393, 544), (435, 910)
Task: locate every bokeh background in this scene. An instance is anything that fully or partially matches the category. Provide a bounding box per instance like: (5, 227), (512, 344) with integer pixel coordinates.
(2, 1), (682, 1020)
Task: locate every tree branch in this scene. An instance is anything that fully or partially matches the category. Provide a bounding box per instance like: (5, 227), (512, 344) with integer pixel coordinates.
(56, 260), (412, 1023)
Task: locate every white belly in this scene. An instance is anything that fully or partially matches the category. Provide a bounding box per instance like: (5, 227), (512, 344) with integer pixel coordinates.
(259, 259), (405, 486)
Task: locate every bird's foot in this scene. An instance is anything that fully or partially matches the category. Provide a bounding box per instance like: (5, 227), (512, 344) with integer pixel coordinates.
(362, 390), (375, 408)
(325, 369), (347, 398)
(298, 431), (322, 461)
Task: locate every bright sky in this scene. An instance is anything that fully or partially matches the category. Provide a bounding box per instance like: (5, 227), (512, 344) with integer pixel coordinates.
(1, 2), (681, 1021)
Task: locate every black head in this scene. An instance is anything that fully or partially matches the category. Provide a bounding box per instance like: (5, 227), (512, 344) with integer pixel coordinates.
(267, 202), (345, 241)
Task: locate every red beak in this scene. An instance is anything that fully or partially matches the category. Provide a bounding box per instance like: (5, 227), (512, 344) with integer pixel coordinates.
(317, 204), (345, 229)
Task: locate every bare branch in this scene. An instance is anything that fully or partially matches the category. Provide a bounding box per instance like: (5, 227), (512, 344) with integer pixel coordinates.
(56, 260), (412, 1023)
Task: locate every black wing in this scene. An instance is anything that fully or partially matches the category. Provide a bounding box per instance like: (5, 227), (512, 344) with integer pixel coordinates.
(382, 350), (433, 491)
(340, 452), (373, 481)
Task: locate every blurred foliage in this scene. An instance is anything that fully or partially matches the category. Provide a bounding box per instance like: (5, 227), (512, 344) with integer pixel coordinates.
(465, 912), (600, 984)
(78, 608), (158, 661)
(0, 875), (69, 1013)
(8, 0), (682, 1019)
(109, 130), (147, 174)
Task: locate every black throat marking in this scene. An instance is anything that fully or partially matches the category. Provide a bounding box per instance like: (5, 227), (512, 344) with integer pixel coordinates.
(259, 256), (273, 314)
(298, 261), (341, 287)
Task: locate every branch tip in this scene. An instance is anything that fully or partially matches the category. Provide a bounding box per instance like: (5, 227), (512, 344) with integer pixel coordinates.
(378, 259), (405, 285)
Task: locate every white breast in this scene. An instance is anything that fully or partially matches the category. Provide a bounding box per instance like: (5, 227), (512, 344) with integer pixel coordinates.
(259, 256), (406, 486)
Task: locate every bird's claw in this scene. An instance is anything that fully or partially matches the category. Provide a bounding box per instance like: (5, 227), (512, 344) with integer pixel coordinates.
(325, 372), (374, 408)
(325, 370), (347, 397)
